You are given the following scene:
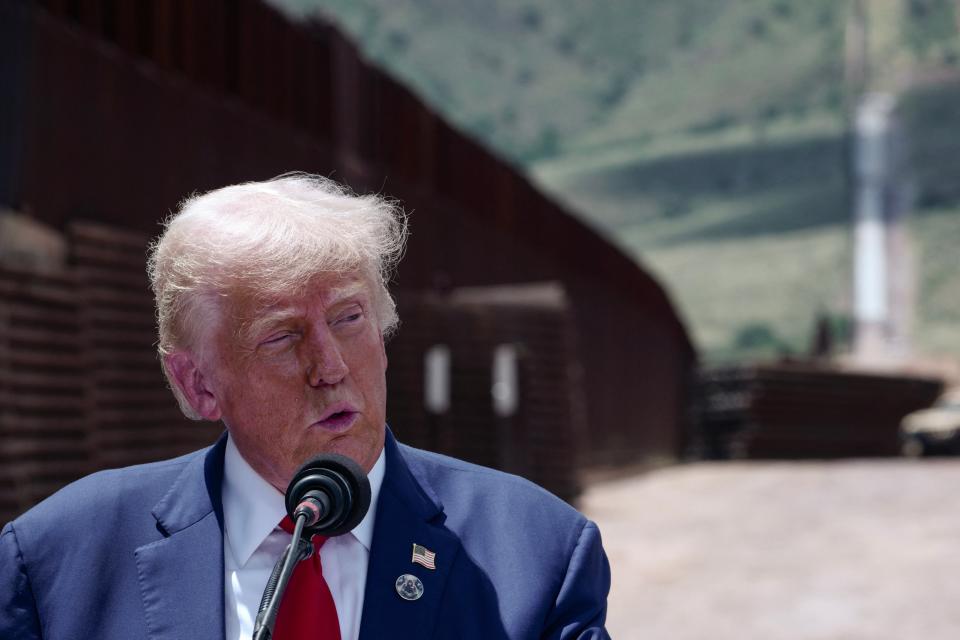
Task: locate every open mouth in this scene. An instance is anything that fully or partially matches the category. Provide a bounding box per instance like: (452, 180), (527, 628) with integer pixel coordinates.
(314, 408), (358, 432)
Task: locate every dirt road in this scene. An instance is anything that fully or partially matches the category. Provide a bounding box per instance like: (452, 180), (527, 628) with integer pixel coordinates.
(579, 459), (960, 639)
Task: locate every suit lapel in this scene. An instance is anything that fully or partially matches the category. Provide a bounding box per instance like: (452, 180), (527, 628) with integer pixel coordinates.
(359, 431), (461, 640)
(135, 436), (227, 640)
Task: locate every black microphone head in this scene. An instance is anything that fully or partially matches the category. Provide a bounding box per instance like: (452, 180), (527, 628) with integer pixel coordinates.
(285, 453), (371, 537)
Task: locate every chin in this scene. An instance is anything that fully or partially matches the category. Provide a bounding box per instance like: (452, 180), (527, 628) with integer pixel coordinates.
(328, 432), (383, 472)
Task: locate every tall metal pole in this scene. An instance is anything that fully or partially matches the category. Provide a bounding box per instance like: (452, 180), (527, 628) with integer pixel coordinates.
(852, 92), (894, 361)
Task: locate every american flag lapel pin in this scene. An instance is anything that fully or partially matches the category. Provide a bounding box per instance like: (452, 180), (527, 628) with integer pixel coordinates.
(411, 543), (437, 570)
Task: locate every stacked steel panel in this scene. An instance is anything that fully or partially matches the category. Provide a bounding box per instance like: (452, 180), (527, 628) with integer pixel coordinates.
(69, 222), (221, 468)
(0, 267), (92, 521)
(696, 363), (943, 459)
(0, 222), (228, 523)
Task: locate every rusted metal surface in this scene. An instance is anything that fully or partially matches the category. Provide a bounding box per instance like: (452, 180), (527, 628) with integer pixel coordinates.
(69, 221), (221, 469)
(0, 223), (228, 524)
(1, 0), (696, 489)
(389, 285), (586, 502)
(0, 266), (91, 521)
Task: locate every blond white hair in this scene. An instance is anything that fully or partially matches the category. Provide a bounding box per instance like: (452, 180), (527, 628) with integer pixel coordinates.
(147, 173), (408, 418)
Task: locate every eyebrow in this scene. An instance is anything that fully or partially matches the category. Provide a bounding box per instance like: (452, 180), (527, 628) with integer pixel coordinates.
(241, 282), (369, 343)
(243, 308), (298, 340)
(326, 282), (367, 306)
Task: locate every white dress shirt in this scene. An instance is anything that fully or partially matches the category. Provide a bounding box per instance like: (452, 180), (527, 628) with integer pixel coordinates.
(222, 436), (385, 640)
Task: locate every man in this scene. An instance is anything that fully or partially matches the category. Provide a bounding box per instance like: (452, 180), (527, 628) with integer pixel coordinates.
(0, 174), (611, 639)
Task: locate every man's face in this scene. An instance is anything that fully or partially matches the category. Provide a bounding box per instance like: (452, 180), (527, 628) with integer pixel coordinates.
(202, 273), (388, 490)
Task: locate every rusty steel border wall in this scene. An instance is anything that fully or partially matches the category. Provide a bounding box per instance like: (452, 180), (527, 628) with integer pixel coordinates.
(2, 0), (696, 478)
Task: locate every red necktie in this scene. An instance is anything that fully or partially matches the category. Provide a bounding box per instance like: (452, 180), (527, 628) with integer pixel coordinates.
(274, 516), (342, 640)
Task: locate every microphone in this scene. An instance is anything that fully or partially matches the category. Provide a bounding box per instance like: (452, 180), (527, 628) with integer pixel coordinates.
(253, 454), (371, 640)
(284, 453), (372, 538)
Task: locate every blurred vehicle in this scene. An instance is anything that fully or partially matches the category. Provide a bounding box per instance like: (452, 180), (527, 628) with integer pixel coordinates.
(900, 390), (960, 457)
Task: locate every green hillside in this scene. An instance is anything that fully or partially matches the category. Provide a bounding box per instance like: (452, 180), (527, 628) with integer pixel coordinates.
(274, 0), (846, 163)
(272, 0), (960, 363)
(902, 80), (960, 357)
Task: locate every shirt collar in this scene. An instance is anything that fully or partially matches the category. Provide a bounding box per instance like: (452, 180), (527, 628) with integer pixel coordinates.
(222, 434), (386, 568)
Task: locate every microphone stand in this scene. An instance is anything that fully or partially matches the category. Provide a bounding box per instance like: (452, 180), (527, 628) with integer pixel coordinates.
(251, 513), (314, 640)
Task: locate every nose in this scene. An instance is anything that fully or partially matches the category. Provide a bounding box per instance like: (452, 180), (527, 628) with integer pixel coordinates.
(305, 331), (349, 387)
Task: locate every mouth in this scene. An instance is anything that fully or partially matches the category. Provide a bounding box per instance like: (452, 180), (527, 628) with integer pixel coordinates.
(312, 403), (359, 433)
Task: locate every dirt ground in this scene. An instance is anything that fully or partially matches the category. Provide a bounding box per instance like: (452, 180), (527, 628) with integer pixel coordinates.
(579, 459), (960, 640)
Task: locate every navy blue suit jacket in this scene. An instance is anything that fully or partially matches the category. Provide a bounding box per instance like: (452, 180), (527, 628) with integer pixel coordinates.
(1, 430), (610, 639)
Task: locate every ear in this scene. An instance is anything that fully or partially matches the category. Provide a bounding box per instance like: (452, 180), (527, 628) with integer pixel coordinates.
(163, 351), (222, 421)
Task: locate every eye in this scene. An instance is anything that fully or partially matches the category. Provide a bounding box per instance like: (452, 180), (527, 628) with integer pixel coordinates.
(334, 306), (364, 326)
(261, 332), (294, 346)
